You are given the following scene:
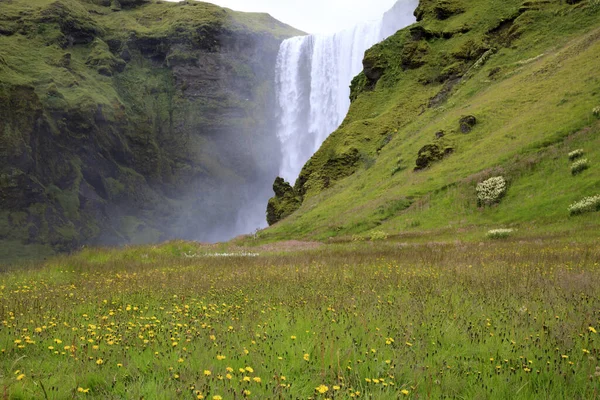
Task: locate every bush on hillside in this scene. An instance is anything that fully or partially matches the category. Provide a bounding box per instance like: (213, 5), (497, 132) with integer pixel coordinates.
(571, 158), (589, 175)
(568, 149), (584, 161)
(476, 176), (507, 206)
(486, 228), (514, 239)
(568, 195), (600, 215)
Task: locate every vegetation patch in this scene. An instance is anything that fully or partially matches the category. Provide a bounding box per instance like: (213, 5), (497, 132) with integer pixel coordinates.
(570, 158), (590, 175)
(476, 176), (507, 206)
(568, 194), (600, 215)
(1, 241), (599, 398)
(486, 228), (514, 239)
(568, 148), (584, 161)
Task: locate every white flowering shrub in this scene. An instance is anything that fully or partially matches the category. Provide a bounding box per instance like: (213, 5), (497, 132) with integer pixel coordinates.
(571, 158), (589, 175)
(593, 106), (600, 118)
(486, 228), (514, 239)
(476, 176), (507, 206)
(569, 195), (600, 215)
(369, 230), (388, 241)
(568, 149), (584, 161)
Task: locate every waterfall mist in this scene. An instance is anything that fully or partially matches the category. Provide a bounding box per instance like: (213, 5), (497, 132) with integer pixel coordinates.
(275, 0), (419, 184)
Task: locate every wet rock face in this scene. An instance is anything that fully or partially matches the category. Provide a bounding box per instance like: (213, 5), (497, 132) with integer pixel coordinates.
(0, 1), (295, 257)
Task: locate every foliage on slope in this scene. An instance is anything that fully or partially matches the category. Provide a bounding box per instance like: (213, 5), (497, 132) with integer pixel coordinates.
(264, 0), (600, 239)
(0, 0), (302, 261)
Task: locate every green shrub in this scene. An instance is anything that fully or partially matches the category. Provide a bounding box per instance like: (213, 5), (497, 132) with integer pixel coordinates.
(476, 176), (507, 206)
(369, 230), (389, 241)
(568, 149), (584, 161)
(571, 158), (589, 175)
(486, 228), (514, 239)
(568, 195), (600, 215)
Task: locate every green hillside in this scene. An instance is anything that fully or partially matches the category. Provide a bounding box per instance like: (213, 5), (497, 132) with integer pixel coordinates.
(0, 0), (302, 262)
(265, 0), (600, 242)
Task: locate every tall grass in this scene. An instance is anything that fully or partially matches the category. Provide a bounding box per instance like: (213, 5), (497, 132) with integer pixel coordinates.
(1, 240), (599, 398)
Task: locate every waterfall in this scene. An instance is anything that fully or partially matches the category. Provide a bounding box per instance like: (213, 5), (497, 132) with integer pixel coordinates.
(274, 0), (419, 184)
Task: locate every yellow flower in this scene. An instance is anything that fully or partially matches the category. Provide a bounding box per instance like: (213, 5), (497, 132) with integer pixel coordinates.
(178, 358), (184, 363)
(212, 396), (222, 400)
(77, 387), (90, 393)
(216, 355), (226, 360)
(589, 326), (597, 334)
(203, 370), (211, 376)
(226, 367), (234, 372)
(303, 353), (310, 361)
(243, 390), (251, 395)
(315, 384), (328, 394)
(96, 359), (103, 365)
(401, 389), (410, 395)
(16, 374), (25, 381)
(252, 377), (261, 383)
(225, 374), (232, 380)
(243, 376), (251, 382)
(333, 385), (340, 390)
(290, 335), (296, 340)
(245, 366), (254, 373)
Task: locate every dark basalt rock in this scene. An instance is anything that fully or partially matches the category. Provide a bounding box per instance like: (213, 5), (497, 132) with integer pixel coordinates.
(459, 115), (477, 133)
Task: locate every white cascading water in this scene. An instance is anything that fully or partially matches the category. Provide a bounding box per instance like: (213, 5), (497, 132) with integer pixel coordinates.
(275, 0), (419, 183)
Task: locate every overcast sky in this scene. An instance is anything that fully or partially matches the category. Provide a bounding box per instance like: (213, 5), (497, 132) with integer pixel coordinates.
(180, 0), (400, 34)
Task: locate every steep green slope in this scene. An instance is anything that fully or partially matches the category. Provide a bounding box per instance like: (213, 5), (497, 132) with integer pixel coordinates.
(265, 0), (600, 241)
(0, 0), (302, 261)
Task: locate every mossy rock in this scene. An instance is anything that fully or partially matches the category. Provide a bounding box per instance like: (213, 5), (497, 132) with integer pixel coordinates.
(459, 115), (477, 133)
(414, 143), (454, 171)
(266, 177), (301, 226)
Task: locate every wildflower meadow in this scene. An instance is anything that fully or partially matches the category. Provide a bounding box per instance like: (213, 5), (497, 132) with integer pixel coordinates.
(1, 240), (599, 399)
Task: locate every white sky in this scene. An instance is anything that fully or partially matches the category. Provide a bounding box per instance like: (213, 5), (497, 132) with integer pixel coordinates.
(172, 0), (400, 34)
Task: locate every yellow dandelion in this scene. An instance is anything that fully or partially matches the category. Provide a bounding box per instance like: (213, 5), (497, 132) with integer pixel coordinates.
(315, 384), (328, 394)
(401, 389), (410, 395)
(303, 353), (310, 361)
(245, 366), (254, 373)
(203, 370), (211, 376)
(252, 377), (261, 383)
(16, 374), (25, 381)
(589, 326), (597, 334)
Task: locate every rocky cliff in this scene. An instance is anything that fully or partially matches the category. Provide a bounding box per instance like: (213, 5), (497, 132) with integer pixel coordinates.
(0, 0), (302, 261)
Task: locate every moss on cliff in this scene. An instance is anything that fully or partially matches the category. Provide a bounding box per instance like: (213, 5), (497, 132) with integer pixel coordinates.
(0, 0), (302, 261)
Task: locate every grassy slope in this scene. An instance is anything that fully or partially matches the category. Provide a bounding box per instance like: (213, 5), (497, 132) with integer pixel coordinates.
(261, 0), (600, 243)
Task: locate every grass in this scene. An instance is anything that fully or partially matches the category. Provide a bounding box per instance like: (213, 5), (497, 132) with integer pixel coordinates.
(1, 239), (600, 399)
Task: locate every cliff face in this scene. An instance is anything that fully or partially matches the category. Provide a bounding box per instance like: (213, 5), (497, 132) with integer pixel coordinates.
(0, 0), (302, 260)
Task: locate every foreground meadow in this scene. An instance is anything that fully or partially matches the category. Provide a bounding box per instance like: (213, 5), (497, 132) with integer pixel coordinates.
(1, 240), (599, 399)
